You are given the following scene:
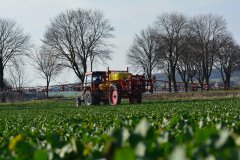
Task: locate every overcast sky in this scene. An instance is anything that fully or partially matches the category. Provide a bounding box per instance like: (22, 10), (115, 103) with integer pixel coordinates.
(1, 0), (240, 86)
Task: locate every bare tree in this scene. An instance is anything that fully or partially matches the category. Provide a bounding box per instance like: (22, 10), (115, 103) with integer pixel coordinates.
(177, 48), (197, 92)
(155, 12), (188, 92)
(158, 59), (172, 91)
(175, 28), (199, 92)
(31, 46), (62, 98)
(188, 14), (227, 89)
(7, 58), (27, 90)
(214, 35), (240, 89)
(43, 9), (114, 83)
(127, 27), (160, 79)
(0, 18), (30, 92)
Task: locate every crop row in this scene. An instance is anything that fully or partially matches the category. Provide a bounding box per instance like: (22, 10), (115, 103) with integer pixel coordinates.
(0, 99), (240, 159)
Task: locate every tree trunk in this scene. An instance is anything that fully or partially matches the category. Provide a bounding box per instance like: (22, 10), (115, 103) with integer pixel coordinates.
(167, 74), (172, 93)
(225, 73), (231, 89)
(46, 79), (49, 99)
(0, 67), (4, 91)
(82, 59), (87, 83)
(223, 80), (227, 89)
(190, 77), (194, 84)
(0, 57), (6, 102)
(205, 76), (210, 90)
(148, 73), (152, 80)
(184, 82), (189, 92)
(171, 67), (178, 93)
(168, 80), (172, 93)
(0, 58), (4, 91)
(197, 78), (204, 91)
(90, 59), (93, 72)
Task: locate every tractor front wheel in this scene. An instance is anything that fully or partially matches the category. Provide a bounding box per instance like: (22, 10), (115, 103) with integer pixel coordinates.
(84, 91), (99, 106)
(109, 85), (121, 106)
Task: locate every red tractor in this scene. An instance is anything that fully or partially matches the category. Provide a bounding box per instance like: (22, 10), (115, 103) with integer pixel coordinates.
(78, 68), (152, 106)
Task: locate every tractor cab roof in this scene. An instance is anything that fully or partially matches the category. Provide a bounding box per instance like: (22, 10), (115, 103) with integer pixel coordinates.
(85, 71), (106, 76)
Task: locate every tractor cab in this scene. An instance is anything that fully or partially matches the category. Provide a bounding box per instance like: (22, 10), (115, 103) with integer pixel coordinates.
(84, 71), (106, 87)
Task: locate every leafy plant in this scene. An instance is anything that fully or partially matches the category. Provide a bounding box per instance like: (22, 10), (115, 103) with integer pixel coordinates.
(0, 99), (240, 159)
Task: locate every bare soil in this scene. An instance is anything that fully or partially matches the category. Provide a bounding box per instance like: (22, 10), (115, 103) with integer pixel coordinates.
(143, 89), (240, 101)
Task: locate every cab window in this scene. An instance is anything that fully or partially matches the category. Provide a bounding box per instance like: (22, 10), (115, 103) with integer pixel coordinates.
(92, 75), (102, 82)
(84, 75), (92, 85)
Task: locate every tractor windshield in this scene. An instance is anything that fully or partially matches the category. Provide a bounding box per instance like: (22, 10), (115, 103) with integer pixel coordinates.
(84, 75), (92, 86)
(93, 74), (102, 83)
(84, 73), (103, 85)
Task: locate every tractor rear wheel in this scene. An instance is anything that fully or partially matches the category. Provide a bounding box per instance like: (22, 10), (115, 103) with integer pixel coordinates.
(129, 94), (142, 104)
(84, 91), (99, 106)
(102, 100), (109, 105)
(137, 94), (142, 104)
(129, 96), (137, 104)
(109, 85), (121, 106)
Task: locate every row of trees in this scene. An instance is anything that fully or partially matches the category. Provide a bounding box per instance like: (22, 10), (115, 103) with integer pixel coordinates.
(0, 9), (114, 100)
(1, 9), (239, 101)
(127, 12), (240, 92)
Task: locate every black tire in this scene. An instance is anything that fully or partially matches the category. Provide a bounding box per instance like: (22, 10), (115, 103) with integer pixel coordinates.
(129, 94), (142, 104)
(109, 85), (121, 106)
(84, 91), (99, 106)
(95, 98), (100, 105)
(129, 96), (137, 104)
(137, 94), (142, 104)
(84, 91), (93, 106)
(102, 100), (109, 105)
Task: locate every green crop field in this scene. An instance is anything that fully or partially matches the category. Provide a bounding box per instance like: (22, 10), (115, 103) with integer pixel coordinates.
(0, 98), (240, 160)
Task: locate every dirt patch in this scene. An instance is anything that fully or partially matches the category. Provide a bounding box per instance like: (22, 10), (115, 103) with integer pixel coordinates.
(143, 90), (240, 101)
